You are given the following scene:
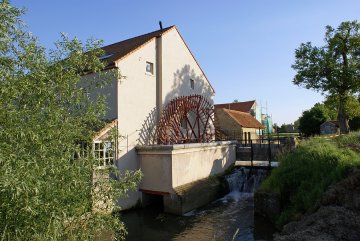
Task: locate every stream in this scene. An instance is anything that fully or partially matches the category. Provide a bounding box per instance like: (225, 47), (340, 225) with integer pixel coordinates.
(120, 168), (276, 241)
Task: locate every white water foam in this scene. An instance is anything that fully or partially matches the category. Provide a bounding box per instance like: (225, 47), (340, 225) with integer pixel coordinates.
(222, 168), (268, 202)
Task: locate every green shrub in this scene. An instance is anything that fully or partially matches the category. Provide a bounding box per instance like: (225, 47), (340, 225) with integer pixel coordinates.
(0, 2), (142, 240)
(260, 138), (360, 227)
(335, 132), (360, 146)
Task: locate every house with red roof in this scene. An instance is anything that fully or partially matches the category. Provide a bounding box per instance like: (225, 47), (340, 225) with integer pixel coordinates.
(215, 100), (257, 113)
(215, 108), (264, 141)
(215, 100), (273, 135)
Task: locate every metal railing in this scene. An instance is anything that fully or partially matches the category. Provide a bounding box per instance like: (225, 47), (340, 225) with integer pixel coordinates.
(218, 129), (296, 169)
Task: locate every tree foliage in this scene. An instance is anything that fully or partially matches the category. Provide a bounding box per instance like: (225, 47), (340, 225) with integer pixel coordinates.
(298, 103), (329, 136)
(293, 119), (300, 132)
(323, 94), (360, 120)
(278, 124), (286, 133)
(0, 1), (141, 240)
(292, 20), (360, 133)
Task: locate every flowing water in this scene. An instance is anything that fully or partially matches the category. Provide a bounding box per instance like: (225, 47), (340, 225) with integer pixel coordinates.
(120, 168), (276, 241)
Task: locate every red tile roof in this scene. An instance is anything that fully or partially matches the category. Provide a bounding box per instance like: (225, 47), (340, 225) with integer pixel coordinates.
(100, 26), (175, 67)
(214, 100), (256, 113)
(222, 109), (264, 129)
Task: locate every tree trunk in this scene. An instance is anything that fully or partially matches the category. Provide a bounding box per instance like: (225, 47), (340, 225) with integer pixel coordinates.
(338, 97), (350, 134)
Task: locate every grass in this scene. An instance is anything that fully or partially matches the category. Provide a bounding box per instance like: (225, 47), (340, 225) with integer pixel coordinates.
(270, 133), (300, 138)
(260, 134), (360, 227)
(336, 131), (360, 146)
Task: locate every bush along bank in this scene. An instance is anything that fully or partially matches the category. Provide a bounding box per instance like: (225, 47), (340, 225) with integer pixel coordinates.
(275, 167), (360, 241)
(256, 135), (360, 229)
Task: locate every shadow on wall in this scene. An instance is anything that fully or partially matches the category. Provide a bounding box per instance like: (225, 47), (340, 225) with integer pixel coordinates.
(210, 145), (231, 176)
(164, 64), (214, 105)
(137, 107), (157, 145)
(137, 64), (214, 146)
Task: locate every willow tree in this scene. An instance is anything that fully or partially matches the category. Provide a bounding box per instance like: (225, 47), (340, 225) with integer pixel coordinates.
(292, 21), (360, 134)
(0, 1), (141, 240)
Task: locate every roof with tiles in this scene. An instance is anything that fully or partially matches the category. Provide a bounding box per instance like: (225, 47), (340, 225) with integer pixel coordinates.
(221, 108), (264, 129)
(214, 100), (256, 113)
(100, 26), (174, 67)
(98, 25), (215, 93)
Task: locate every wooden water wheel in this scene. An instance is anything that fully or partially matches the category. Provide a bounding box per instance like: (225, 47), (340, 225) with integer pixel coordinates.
(156, 94), (215, 144)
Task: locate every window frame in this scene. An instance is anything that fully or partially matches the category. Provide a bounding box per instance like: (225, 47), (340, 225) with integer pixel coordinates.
(190, 79), (195, 90)
(93, 140), (115, 167)
(146, 62), (154, 75)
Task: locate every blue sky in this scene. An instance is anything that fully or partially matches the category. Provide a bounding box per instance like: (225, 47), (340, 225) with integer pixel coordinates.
(12, 0), (360, 124)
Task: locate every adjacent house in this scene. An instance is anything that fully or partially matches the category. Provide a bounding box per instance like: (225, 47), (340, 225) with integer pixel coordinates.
(214, 100), (273, 136)
(215, 100), (260, 120)
(85, 25), (215, 209)
(320, 121), (340, 135)
(215, 108), (264, 141)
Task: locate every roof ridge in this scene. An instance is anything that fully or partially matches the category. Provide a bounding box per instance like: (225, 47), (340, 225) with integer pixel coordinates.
(215, 100), (256, 105)
(103, 25), (175, 49)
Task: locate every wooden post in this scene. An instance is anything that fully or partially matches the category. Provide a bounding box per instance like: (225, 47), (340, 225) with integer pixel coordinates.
(268, 136), (272, 169)
(250, 139), (253, 168)
(277, 131), (280, 148)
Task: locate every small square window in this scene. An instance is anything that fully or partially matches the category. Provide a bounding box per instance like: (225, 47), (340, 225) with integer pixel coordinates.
(146, 62), (153, 74)
(190, 79), (195, 89)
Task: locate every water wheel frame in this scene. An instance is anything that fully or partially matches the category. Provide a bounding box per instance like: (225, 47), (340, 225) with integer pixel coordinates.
(157, 94), (215, 144)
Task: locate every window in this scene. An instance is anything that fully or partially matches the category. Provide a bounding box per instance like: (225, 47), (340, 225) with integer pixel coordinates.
(93, 141), (115, 167)
(190, 79), (195, 89)
(146, 62), (154, 74)
(77, 140), (115, 167)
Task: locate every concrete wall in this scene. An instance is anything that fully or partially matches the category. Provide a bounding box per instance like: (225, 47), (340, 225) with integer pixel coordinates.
(136, 141), (236, 194)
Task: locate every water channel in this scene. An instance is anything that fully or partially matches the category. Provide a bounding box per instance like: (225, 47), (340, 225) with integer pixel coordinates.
(120, 168), (276, 241)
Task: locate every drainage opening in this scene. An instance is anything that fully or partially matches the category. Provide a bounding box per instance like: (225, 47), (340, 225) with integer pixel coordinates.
(141, 191), (165, 210)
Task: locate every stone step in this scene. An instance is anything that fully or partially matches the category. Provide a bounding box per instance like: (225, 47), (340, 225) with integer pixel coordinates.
(235, 160), (279, 168)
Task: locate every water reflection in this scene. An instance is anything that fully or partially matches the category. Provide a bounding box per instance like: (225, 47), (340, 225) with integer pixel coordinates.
(121, 191), (275, 241)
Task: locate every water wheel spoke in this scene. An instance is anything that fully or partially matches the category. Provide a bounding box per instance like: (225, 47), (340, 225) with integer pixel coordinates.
(156, 95), (215, 144)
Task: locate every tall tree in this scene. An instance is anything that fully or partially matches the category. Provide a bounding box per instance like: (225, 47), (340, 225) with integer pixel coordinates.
(0, 1), (141, 240)
(292, 21), (360, 134)
(323, 94), (360, 121)
(293, 119), (300, 132)
(279, 124), (288, 133)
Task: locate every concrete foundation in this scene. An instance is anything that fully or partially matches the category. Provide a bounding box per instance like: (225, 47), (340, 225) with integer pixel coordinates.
(164, 176), (226, 215)
(136, 141), (236, 214)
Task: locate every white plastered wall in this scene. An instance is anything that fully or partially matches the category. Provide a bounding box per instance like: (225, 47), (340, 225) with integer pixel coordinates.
(113, 27), (215, 209)
(161, 28), (214, 105)
(81, 70), (118, 121)
(114, 40), (157, 209)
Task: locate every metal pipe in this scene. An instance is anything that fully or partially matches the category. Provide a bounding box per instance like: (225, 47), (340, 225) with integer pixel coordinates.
(156, 34), (163, 123)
